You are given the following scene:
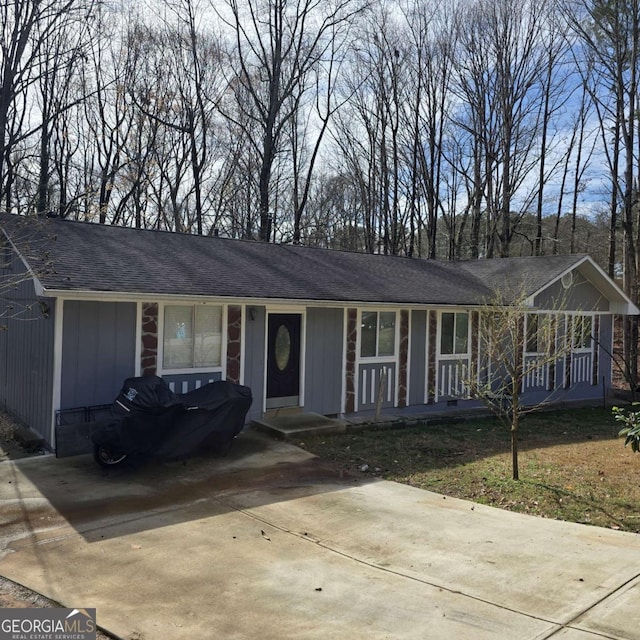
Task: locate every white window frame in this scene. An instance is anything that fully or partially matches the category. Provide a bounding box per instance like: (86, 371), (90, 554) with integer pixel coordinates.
(358, 309), (398, 361)
(435, 310), (471, 402)
(158, 302), (227, 375)
(524, 312), (558, 357)
(571, 313), (594, 353)
(437, 310), (471, 359)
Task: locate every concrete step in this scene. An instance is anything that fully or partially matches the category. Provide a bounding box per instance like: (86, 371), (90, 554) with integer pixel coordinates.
(251, 412), (347, 440)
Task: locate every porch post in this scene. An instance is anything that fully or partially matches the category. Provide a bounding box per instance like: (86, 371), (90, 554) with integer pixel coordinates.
(564, 315), (572, 389)
(345, 308), (357, 413)
(141, 302), (159, 375)
(592, 315), (600, 386)
(427, 310), (437, 404)
(226, 305), (242, 384)
(470, 310), (479, 395)
(398, 309), (409, 407)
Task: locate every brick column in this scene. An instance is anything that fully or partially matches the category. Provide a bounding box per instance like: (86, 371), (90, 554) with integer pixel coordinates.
(428, 310), (437, 403)
(227, 305), (242, 384)
(398, 310), (409, 407)
(141, 303), (159, 375)
(470, 310), (479, 396)
(345, 308), (358, 414)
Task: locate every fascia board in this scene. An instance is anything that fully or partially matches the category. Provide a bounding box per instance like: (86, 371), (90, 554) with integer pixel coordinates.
(42, 287), (485, 311)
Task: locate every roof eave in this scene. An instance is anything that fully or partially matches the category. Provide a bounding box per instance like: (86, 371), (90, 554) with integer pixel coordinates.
(40, 287), (484, 310)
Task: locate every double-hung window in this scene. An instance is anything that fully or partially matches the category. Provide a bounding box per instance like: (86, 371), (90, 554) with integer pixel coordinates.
(360, 311), (396, 358)
(163, 304), (223, 370)
(440, 312), (469, 355)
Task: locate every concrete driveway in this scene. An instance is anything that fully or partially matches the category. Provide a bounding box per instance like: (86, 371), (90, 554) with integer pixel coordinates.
(1, 428), (639, 640)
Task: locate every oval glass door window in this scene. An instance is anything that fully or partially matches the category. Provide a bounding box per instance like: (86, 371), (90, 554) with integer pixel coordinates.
(275, 324), (291, 371)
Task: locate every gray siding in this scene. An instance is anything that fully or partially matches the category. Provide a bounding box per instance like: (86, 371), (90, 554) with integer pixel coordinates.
(0, 303), (55, 444)
(534, 274), (609, 311)
(598, 314), (613, 388)
(0, 245), (55, 443)
(243, 305), (266, 420)
(61, 301), (136, 409)
(304, 307), (344, 415)
(409, 310), (427, 405)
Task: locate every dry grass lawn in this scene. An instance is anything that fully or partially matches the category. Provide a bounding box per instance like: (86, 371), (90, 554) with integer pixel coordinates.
(295, 406), (640, 533)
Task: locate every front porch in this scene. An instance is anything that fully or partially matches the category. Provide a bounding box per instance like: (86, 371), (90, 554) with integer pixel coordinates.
(251, 394), (610, 441)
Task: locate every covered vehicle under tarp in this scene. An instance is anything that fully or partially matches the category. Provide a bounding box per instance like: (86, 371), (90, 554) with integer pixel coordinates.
(92, 375), (252, 463)
(154, 381), (253, 458)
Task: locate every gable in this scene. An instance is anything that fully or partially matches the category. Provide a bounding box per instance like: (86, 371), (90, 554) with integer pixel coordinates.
(530, 259), (638, 315)
(533, 272), (610, 312)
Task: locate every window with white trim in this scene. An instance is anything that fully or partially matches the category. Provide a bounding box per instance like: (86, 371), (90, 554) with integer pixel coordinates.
(360, 311), (396, 357)
(163, 304), (223, 369)
(440, 312), (469, 355)
(572, 315), (592, 350)
(525, 313), (554, 354)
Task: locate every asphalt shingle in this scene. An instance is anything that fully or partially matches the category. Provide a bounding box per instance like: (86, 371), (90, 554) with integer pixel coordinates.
(1, 214), (585, 306)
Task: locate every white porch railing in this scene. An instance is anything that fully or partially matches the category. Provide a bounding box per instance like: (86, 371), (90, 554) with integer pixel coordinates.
(358, 363), (395, 409)
(437, 358), (469, 399)
(523, 355), (549, 391)
(571, 352), (592, 384)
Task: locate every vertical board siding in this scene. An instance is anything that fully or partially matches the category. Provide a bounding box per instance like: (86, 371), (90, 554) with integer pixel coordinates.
(409, 310), (427, 405)
(61, 301), (136, 409)
(305, 307), (344, 415)
(243, 305), (266, 421)
(0, 250), (55, 443)
(0, 303), (55, 443)
(598, 315), (613, 388)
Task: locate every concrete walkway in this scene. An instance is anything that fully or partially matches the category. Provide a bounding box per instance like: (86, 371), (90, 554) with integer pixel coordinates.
(0, 429), (639, 639)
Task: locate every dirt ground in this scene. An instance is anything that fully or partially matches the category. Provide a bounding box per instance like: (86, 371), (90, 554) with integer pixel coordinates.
(0, 577), (114, 639)
(0, 412), (114, 638)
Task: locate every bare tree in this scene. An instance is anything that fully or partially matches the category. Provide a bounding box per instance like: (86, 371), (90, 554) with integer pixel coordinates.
(564, 0), (640, 389)
(470, 288), (573, 480)
(328, 5), (410, 255)
(218, 0), (364, 242)
(0, 0), (95, 212)
(401, 0), (456, 259)
(451, 0), (559, 258)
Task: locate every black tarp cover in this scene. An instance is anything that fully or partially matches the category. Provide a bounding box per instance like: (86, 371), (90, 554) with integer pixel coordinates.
(93, 376), (252, 460)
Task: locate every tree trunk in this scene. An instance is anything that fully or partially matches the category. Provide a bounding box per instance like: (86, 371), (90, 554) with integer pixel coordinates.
(511, 421), (519, 481)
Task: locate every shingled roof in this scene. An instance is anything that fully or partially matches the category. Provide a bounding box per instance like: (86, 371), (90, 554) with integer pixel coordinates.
(0, 214), (597, 307)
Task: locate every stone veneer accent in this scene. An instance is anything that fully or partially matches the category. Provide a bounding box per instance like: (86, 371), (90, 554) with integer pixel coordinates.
(227, 305), (242, 384)
(427, 310), (437, 403)
(397, 310), (409, 407)
(345, 308), (358, 413)
(470, 310), (479, 394)
(141, 302), (159, 375)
